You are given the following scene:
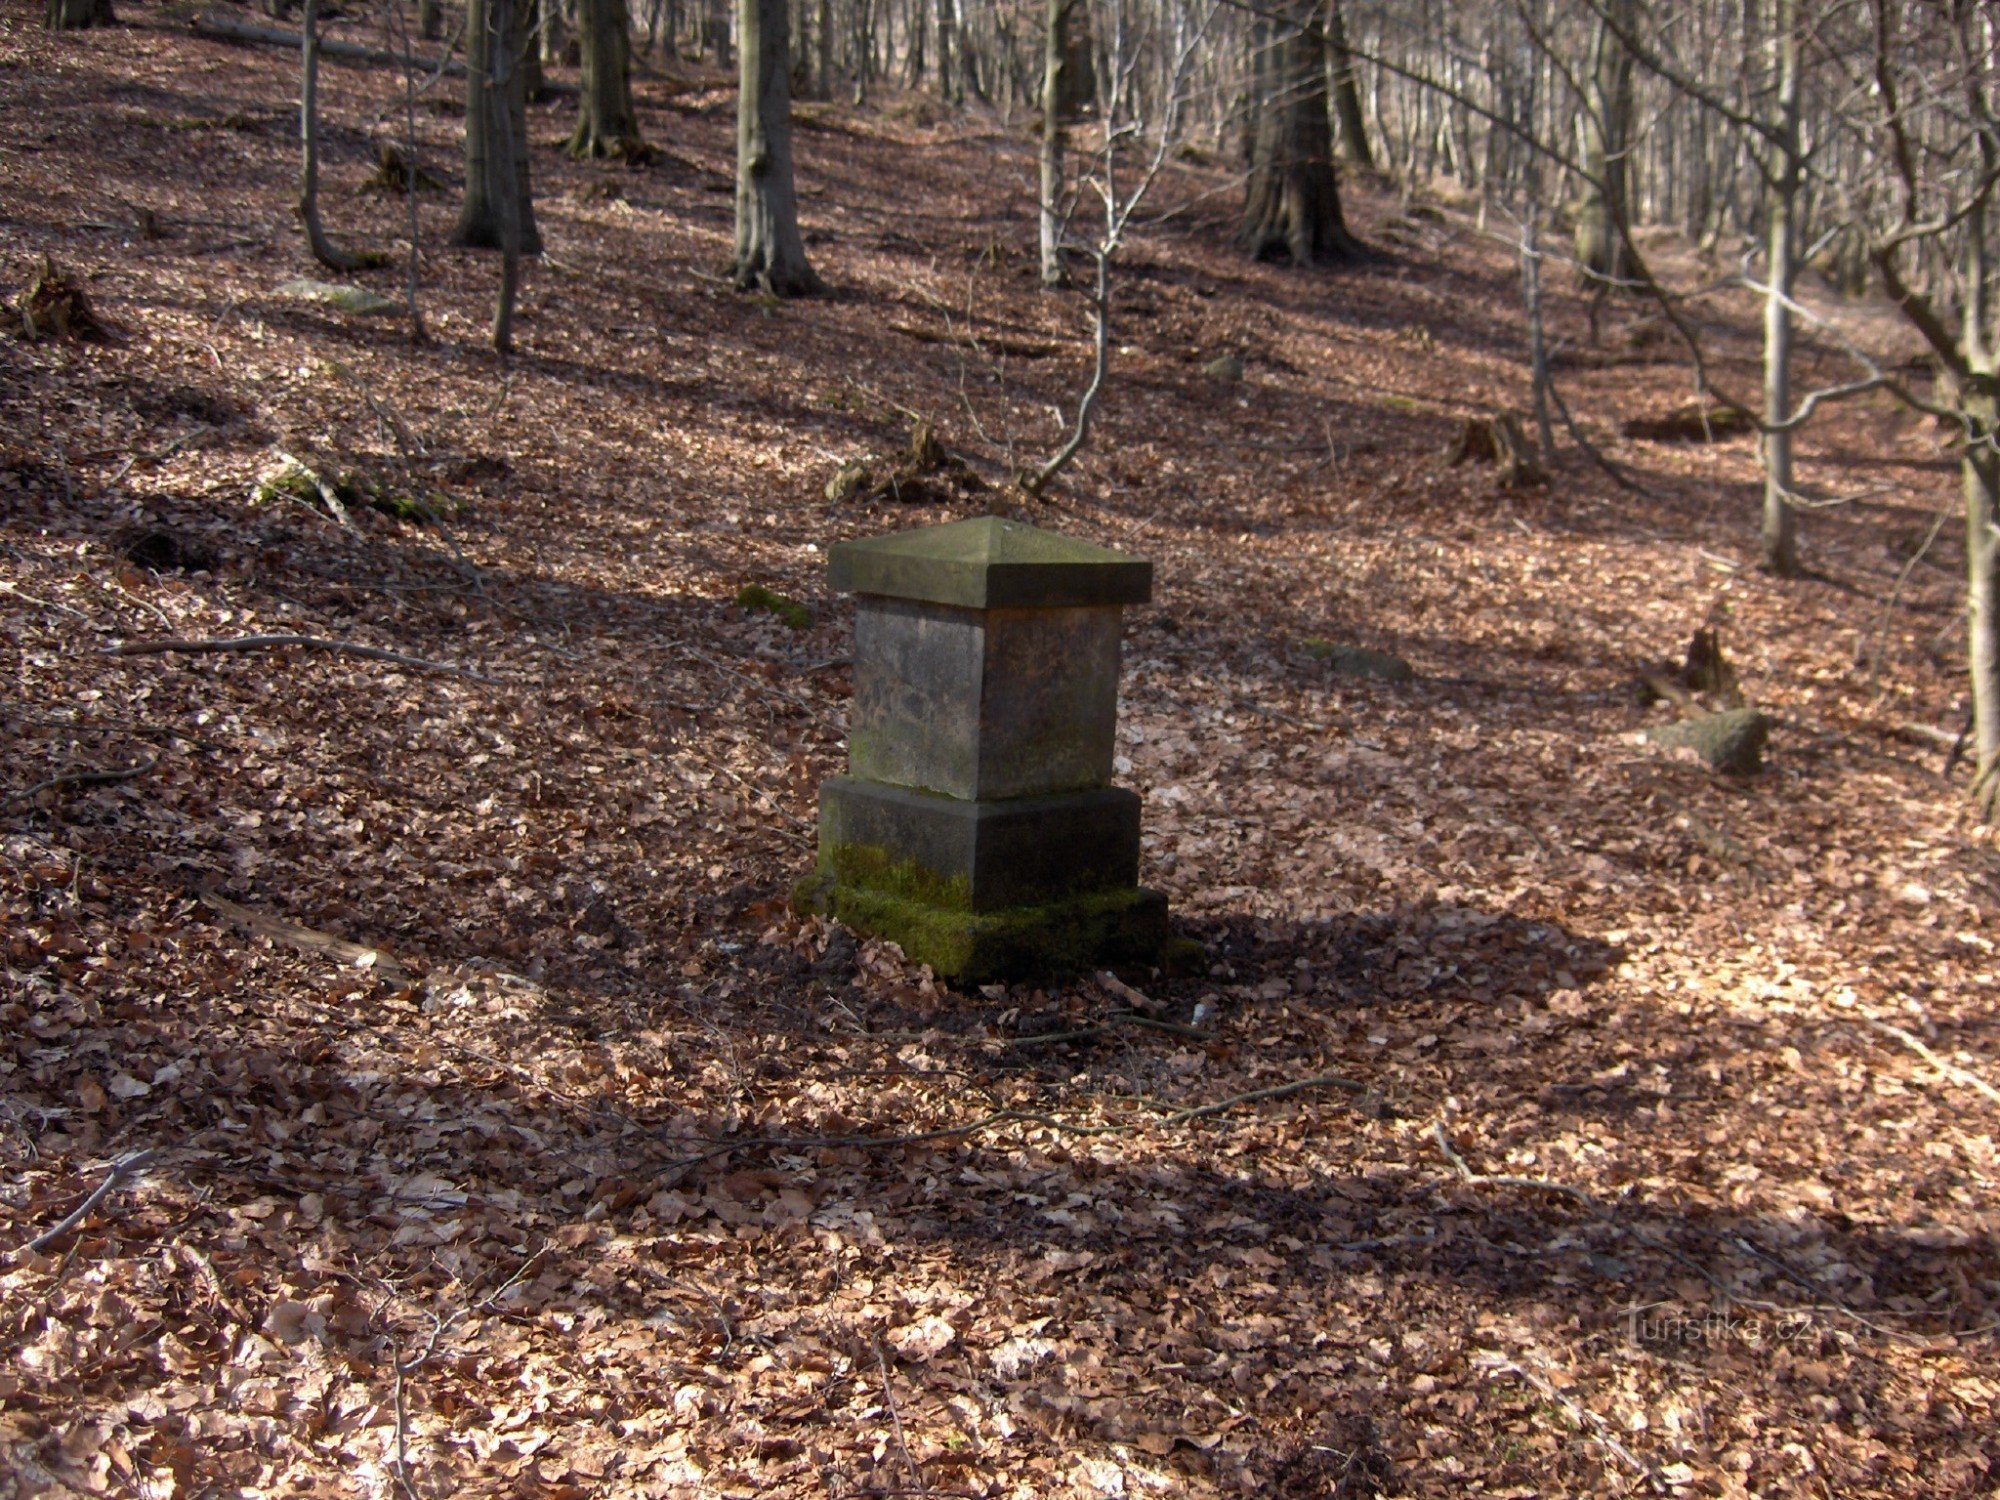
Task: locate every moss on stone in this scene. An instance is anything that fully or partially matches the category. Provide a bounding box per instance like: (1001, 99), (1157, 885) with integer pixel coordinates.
(793, 876), (1170, 982)
(735, 583), (812, 630)
(817, 839), (974, 911)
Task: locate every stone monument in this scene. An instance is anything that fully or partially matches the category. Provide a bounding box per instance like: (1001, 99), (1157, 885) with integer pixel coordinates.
(795, 516), (1169, 982)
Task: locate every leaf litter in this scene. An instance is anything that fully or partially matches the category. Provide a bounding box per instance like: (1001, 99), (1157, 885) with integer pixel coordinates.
(0, 9), (1996, 1498)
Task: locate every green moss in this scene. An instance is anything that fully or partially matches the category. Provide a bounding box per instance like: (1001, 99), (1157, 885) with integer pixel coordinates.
(252, 460), (462, 526)
(818, 840), (974, 911)
(794, 875), (1170, 983)
(735, 583), (812, 630)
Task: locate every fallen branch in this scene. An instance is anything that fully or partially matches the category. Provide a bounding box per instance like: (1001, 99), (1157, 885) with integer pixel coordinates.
(873, 1342), (926, 1492)
(1869, 1019), (2000, 1106)
(1160, 1070), (1367, 1123)
(199, 889), (410, 983)
(1006, 1010), (1216, 1047)
(19, 1150), (160, 1256)
(110, 634), (500, 684)
(190, 9), (469, 76)
(1, 755), (160, 814)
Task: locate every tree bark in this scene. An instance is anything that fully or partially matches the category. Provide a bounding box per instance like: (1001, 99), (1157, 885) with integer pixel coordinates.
(1966, 385), (2000, 817)
(46, 0), (114, 28)
(1324, 0), (1372, 173)
(1239, 0), (1361, 265)
(491, 0), (525, 352)
(932, 0), (956, 101)
(453, 0), (543, 254)
(298, 0), (368, 272)
(570, 0), (645, 157)
(706, 0), (732, 67)
(1575, 0), (1636, 284)
(1038, 0), (1073, 287)
(733, 0), (821, 295)
(419, 0), (443, 41)
(1759, 0), (1801, 577)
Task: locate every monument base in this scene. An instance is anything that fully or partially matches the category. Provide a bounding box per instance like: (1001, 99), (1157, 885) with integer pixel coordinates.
(794, 874), (1169, 984)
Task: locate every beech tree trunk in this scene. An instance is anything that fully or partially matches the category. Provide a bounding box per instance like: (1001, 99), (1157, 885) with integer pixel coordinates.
(453, 0), (543, 254)
(1038, 0), (1075, 287)
(1966, 385), (2000, 818)
(1576, 0), (1636, 283)
(1759, 0), (1801, 577)
(1239, 1), (1360, 265)
(298, 0), (367, 271)
(45, 0), (113, 28)
(1325, 0), (1372, 172)
(570, 0), (645, 157)
(733, 0), (821, 295)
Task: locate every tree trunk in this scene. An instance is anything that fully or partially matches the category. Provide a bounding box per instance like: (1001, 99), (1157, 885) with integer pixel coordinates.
(1239, 1), (1360, 265)
(1522, 204), (1555, 464)
(1324, 0), (1372, 173)
(491, 0), (525, 353)
(453, 0), (543, 254)
(419, 0), (443, 41)
(570, 0), (645, 157)
(46, 0), (114, 28)
(1575, 0), (1636, 284)
(932, 0), (956, 102)
(1759, 0), (1800, 577)
(707, 0), (731, 67)
(1038, 0), (1072, 287)
(814, 0), (832, 96)
(733, 0), (821, 295)
(1966, 386), (2000, 817)
(298, 0), (368, 272)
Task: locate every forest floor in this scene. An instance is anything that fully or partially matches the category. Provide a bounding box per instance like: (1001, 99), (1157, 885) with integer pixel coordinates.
(3, 3), (1999, 1496)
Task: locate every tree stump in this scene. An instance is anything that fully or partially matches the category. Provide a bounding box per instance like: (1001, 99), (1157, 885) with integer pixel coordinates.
(1442, 413), (1543, 488)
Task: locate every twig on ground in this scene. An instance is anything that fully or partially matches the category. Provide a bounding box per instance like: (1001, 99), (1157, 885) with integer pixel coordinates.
(1435, 1120), (1735, 1297)
(1478, 1353), (1651, 1478)
(873, 1342), (926, 1493)
(1, 755), (160, 814)
(390, 1309), (454, 1500)
(1160, 1071), (1367, 1123)
(110, 634), (500, 683)
(198, 889), (411, 982)
(19, 1149), (159, 1256)
(654, 1073), (1372, 1184)
(1868, 1019), (2000, 1105)
(1005, 1006), (1216, 1048)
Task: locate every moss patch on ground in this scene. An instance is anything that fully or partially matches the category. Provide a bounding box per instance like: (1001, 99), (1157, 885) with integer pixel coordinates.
(734, 584), (812, 630)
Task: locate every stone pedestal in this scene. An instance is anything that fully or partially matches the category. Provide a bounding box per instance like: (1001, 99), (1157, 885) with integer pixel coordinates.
(795, 516), (1168, 982)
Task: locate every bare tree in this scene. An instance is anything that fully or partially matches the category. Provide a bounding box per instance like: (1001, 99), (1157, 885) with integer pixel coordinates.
(570, 0), (648, 158)
(1022, 0), (1215, 495)
(1239, 0), (1362, 264)
(733, 0), (822, 294)
(298, 0), (373, 272)
(453, 0), (543, 253)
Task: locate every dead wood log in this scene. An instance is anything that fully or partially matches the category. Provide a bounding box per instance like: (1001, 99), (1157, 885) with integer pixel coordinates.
(198, 889), (409, 982)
